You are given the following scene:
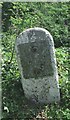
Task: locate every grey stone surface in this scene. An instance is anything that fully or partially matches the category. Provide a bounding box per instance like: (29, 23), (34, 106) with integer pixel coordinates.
(15, 27), (60, 104)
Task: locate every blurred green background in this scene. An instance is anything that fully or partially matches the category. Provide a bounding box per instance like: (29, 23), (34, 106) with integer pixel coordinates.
(1, 2), (70, 119)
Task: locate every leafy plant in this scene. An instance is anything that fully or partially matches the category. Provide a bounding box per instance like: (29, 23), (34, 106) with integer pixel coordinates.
(1, 2), (69, 120)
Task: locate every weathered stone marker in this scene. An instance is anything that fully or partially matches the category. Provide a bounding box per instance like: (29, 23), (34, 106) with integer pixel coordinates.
(15, 27), (60, 104)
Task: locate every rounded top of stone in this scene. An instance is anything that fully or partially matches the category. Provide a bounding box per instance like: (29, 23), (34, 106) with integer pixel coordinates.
(16, 27), (53, 45)
(20, 27), (51, 35)
(23, 27), (49, 32)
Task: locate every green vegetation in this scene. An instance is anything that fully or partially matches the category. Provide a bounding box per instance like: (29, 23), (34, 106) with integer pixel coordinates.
(1, 2), (70, 120)
(2, 2), (69, 47)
